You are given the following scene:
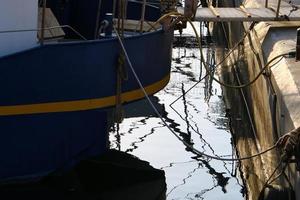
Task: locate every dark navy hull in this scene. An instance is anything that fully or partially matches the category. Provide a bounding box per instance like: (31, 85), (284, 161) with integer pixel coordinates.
(0, 28), (173, 182)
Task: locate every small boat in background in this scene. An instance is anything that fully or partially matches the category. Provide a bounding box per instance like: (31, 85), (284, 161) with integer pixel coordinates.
(0, 0), (173, 184)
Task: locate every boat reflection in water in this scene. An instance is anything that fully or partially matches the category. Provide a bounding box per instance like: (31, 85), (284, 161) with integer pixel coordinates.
(0, 149), (166, 200)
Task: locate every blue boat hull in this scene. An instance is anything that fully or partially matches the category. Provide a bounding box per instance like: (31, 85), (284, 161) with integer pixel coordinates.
(0, 28), (173, 182)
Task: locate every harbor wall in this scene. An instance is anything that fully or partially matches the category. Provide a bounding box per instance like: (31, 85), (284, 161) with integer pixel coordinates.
(214, 0), (300, 199)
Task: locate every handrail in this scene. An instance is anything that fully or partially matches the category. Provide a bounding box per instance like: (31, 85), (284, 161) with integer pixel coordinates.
(128, 0), (160, 9)
(0, 25), (87, 41)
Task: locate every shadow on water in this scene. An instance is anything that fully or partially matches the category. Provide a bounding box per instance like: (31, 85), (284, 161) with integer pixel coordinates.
(0, 150), (167, 200)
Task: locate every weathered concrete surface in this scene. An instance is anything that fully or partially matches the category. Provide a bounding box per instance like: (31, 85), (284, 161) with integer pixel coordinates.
(215, 0), (300, 199)
(262, 23), (300, 200)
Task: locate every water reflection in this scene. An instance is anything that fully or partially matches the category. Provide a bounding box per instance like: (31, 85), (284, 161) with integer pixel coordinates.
(109, 41), (244, 199)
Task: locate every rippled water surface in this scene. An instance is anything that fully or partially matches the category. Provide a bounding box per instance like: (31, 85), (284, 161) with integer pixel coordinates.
(109, 25), (245, 200)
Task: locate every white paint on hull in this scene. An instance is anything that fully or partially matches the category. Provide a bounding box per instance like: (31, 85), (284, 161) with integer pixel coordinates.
(0, 0), (38, 57)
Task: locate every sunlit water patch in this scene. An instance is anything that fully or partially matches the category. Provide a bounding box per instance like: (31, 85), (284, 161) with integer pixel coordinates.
(109, 25), (245, 200)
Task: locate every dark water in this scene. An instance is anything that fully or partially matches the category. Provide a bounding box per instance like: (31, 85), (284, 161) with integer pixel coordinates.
(109, 25), (245, 200)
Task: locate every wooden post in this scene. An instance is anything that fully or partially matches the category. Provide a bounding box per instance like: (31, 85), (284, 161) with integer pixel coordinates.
(276, 0), (281, 19)
(140, 0), (146, 32)
(265, 0), (268, 8)
(94, 0), (102, 39)
(41, 0), (47, 45)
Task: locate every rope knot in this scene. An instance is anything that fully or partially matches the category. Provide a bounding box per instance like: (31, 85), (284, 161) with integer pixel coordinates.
(118, 53), (128, 81)
(277, 126), (300, 166)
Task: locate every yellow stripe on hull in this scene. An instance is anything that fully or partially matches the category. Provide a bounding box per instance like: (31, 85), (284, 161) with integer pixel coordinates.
(0, 74), (170, 116)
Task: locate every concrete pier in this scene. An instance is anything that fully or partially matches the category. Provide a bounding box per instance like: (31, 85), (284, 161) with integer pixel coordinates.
(213, 0), (300, 199)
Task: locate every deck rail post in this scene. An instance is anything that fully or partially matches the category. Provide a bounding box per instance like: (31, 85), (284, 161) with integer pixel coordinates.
(276, 0), (281, 18)
(140, 0), (147, 32)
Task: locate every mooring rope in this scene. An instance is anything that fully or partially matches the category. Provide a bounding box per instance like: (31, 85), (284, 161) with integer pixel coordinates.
(148, 12), (293, 89)
(113, 25), (282, 162)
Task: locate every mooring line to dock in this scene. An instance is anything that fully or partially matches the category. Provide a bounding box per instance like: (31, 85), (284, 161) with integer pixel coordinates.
(186, 15), (293, 89)
(113, 25), (282, 162)
(149, 12), (294, 89)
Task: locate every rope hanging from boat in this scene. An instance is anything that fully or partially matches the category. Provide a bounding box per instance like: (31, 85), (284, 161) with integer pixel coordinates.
(115, 54), (127, 124)
(112, 25), (300, 162)
(114, 53), (127, 151)
(114, 0), (128, 125)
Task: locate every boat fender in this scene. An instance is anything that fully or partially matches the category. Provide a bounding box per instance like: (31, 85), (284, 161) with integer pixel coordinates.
(98, 20), (109, 37)
(184, 0), (198, 19)
(258, 184), (295, 200)
(98, 13), (113, 38)
(104, 13), (113, 37)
